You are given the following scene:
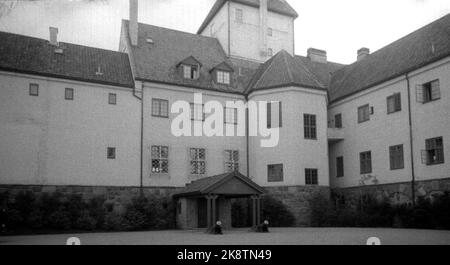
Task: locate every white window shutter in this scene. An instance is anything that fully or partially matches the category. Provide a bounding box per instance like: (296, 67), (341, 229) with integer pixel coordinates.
(421, 150), (428, 165)
(431, 80), (441, 100)
(416, 85), (424, 103)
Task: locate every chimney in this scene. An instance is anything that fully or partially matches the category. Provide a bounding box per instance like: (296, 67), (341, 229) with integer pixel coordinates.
(129, 0), (138, 46)
(259, 0), (268, 57)
(307, 48), (327, 63)
(49, 27), (59, 46)
(357, 47), (370, 61)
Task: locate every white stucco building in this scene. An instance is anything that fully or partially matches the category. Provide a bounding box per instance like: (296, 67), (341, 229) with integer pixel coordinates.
(0, 0), (449, 226)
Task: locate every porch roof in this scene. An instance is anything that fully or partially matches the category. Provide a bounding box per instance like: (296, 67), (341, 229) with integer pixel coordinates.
(173, 171), (265, 198)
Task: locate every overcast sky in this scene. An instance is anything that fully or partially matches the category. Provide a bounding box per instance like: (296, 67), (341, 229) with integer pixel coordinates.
(0, 0), (449, 64)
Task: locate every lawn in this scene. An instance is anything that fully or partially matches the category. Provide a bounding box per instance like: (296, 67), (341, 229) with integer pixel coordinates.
(1, 228), (450, 245)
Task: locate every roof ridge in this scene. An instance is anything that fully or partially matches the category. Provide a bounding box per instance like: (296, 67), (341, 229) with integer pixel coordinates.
(293, 55), (325, 88)
(281, 51), (295, 83)
(252, 55), (278, 89)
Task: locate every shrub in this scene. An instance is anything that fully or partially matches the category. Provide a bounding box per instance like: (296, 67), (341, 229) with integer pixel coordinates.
(261, 196), (295, 227)
(74, 211), (97, 231)
(87, 196), (106, 229)
(123, 209), (147, 231)
(46, 209), (71, 230)
(103, 212), (125, 231)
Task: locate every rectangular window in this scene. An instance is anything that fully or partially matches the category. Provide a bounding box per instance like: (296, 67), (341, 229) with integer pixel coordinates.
(304, 114), (317, 139)
(151, 146), (169, 174)
(389, 145), (404, 170)
(387, 93), (401, 114)
(267, 27), (273, 37)
(152, 99), (169, 118)
(190, 103), (205, 121)
(267, 101), (282, 129)
(183, 65), (198, 80)
(267, 48), (273, 57)
(190, 148), (206, 175)
(268, 164), (283, 182)
(225, 107), (238, 125)
(225, 150), (239, 173)
(336, 157), (344, 178)
(64, 88), (74, 100)
(358, 104), (370, 123)
(108, 93), (117, 105)
(107, 147), (116, 159)
(335, 114), (342, 128)
(417, 80), (440, 103)
(360, 151), (372, 174)
(423, 137), (445, 165)
(29, 83), (39, 96)
(217, 71), (230, 85)
(305, 169), (318, 185)
(236, 9), (243, 23)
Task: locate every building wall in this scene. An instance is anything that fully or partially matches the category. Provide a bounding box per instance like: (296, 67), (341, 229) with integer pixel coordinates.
(228, 2), (294, 62)
(328, 57), (450, 189)
(248, 87), (330, 187)
(0, 71), (141, 187)
(142, 82), (247, 187)
(199, 2), (230, 56)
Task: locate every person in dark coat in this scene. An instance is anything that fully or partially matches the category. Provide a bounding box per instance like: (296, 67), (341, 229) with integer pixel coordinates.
(214, 221), (223, 235)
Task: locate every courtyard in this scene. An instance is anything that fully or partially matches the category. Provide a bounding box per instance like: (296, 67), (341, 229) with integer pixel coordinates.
(1, 228), (450, 245)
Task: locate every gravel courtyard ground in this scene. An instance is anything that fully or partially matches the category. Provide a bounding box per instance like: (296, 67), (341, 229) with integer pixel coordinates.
(1, 228), (450, 245)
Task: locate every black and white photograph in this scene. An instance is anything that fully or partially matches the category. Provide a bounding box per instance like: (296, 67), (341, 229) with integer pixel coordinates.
(0, 0), (450, 252)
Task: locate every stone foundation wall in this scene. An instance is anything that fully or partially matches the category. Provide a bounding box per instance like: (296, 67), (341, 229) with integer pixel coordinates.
(264, 186), (330, 227)
(332, 178), (450, 206)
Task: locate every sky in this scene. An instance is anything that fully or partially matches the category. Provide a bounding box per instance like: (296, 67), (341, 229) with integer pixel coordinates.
(0, 0), (449, 64)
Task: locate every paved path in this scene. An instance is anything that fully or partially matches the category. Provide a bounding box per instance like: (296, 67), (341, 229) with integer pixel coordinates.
(1, 228), (450, 245)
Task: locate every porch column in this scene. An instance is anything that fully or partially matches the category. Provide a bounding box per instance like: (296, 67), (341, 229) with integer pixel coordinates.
(251, 195), (257, 227)
(211, 195), (218, 226)
(206, 195), (212, 230)
(256, 196), (261, 225)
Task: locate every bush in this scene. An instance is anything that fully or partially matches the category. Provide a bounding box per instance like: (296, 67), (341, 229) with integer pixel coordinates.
(103, 212), (125, 231)
(46, 209), (72, 230)
(261, 196), (295, 227)
(74, 211), (97, 231)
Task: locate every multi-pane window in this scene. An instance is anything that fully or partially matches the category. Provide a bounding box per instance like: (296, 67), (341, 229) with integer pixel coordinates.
(360, 151), (372, 174)
(389, 145), (404, 170)
(152, 99), (169, 118)
(107, 147), (116, 159)
(65, 88), (74, 100)
(183, 65), (199, 80)
(417, 80), (440, 103)
(358, 104), (370, 123)
(225, 107), (238, 125)
(236, 9), (243, 23)
(190, 148), (206, 175)
(217, 71), (230, 85)
(387, 93), (401, 114)
(335, 113), (342, 128)
(190, 103), (205, 121)
(109, 93), (117, 105)
(423, 137), (445, 165)
(29, 83), (39, 96)
(268, 164), (283, 182)
(305, 169), (318, 185)
(304, 114), (317, 139)
(267, 27), (273, 37)
(151, 146), (169, 174)
(267, 101), (282, 129)
(225, 150), (239, 173)
(336, 157), (344, 178)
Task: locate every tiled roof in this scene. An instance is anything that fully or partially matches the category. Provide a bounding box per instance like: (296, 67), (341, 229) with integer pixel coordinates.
(245, 50), (328, 94)
(123, 20), (256, 94)
(173, 171), (264, 198)
(197, 0), (298, 34)
(0, 31), (134, 88)
(329, 13), (450, 104)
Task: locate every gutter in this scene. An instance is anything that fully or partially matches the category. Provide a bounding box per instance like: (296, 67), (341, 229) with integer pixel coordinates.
(132, 82), (144, 196)
(406, 73), (416, 206)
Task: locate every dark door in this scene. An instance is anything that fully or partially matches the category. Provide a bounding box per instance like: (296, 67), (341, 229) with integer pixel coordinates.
(197, 198), (207, 228)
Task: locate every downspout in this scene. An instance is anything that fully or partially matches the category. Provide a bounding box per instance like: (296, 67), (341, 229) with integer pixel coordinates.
(133, 83), (144, 197)
(406, 74), (416, 206)
(245, 94), (250, 178)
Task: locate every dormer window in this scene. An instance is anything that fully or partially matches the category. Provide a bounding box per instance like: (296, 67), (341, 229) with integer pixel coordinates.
(183, 65), (199, 80)
(217, 71), (230, 85)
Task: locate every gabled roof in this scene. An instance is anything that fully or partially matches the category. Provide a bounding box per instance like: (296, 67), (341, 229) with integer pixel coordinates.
(122, 20), (255, 94)
(329, 13), (450, 104)
(0, 31), (134, 88)
(210, 61), (234, 73)
(173, 171), (265, 198)
(177, 56), (202, 67)
(197, 0), (298, 34)
(245, 50), (327, 94)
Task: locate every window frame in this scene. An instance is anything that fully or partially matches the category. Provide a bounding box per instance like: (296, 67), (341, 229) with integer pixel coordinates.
(304, 114), (317, 140)
(389, 144), (405, 170)
(107, 147), (116, 160)
(190, 148), (206, 175)
(152, 98), (169, 118)
(108, 93), (117, 105)
(387, 93), (402, 114)
(190, 103), (206, 122)
(305, 168), (319, 185)
(235, 8), (243, 23)
(360, 151), (372, 174)
(64, 88), (74, 101)
(224, 107), (238, 125)
(217, 70), (231, 85)
(336, 156), (344, 178)
(425, 137), (445, 166)
(358, 104), (370, 124)
(267, 27), (273, 37)
(183, 64), (199, 80)
(335, 113), (343, 128)
(151, 145), (169, 174)
(267, 101), (282, 129)
(267, 48), (273, 57)
(224, 150), (239, 173)
(422, 80), (440, 104)
(29, 83), (39, 96)
(267, 164), (284, 183)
